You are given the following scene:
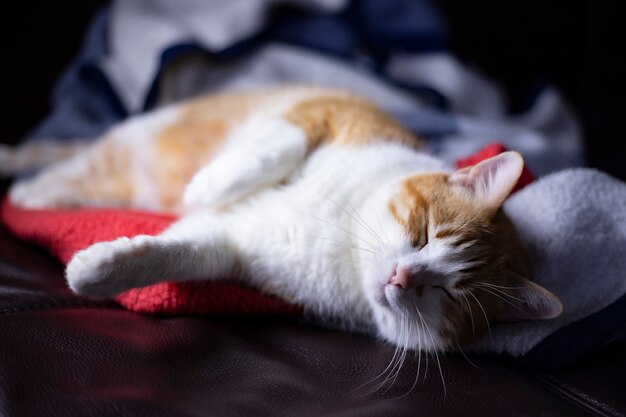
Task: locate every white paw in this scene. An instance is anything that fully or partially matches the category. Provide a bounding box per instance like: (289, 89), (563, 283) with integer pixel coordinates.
(183, 155), (264, 208)
(66, 236), (154, 299)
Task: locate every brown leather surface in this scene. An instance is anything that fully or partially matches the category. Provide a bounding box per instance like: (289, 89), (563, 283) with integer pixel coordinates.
(1, 222), (624, 417)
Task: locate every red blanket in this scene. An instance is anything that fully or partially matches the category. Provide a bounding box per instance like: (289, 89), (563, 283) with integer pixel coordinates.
(0, 143), (532, 316)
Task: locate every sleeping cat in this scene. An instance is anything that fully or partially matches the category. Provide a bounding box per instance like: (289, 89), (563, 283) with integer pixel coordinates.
(3, 86), (562, 353)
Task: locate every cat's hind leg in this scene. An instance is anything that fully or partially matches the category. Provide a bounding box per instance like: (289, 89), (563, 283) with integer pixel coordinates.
(9, 140), (134, 210)
(66, 213), (238, 299)
(0, 140), (90, 177)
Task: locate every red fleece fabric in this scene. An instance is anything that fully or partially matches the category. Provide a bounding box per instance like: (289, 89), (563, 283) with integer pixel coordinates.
(0, 143), (534, 316)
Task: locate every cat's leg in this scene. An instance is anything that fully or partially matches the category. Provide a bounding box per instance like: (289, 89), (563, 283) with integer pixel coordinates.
(9, 141), (133, 209)
(0, 140), (90, 177)
(66, 212), (238, 299)
(10, 153), (95, 209)
(183, 116), (308, 208)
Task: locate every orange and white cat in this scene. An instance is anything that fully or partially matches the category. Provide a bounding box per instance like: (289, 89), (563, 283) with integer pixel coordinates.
(4, 86), (562, 352)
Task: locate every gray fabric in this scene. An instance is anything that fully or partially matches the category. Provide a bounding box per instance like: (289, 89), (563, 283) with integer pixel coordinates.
(473, 169), (626, 355)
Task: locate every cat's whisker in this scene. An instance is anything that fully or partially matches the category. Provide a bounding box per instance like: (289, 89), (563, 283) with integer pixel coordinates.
(474, 282), (529, 302)
(342, 193), (387, 248)
(379, 316), (407, 392)
(333, 191), (386, 246)
(382, 333), (403, 382)
(433, 349), (447, 399)
(417, 309), (447, 398)
(466, 290), (492, 339)
(294, 209), (374, 248)
(313, 190), (386, 248)
(459, 292), (476, 338)
(474, 283), (519, 298)
(365, 355), (396, 394)
(454, 342), (481, 370)
(294, 236), (379, 262)
(290, 207), (377, 251)
(308, 237), (378, 255)
(393, 317), (410, 390)
(380, 345), (402, 392)
(414, 308), (431, 382)
(389, 314), (413, 393)
(473, 282), (528, 290)
(399, 306), (424, 397)
(414, 313), (423, 383)
(400, 318), (410, 376)
(375, 211), (392, 247)
(358, 324), (404, 394)
(474, 287), (529, 316)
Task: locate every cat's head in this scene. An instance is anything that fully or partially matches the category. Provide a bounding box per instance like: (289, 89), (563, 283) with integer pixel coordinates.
(359, 152), (562, 351)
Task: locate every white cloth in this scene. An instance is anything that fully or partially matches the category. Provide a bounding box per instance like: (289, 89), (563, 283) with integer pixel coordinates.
(102, 0), (348, 111)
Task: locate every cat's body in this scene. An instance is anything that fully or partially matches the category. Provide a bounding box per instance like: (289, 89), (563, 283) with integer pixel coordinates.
(3, 86), (562, 352)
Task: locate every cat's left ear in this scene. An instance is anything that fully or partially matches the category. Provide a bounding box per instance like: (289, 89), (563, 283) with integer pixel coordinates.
(449, 151), (524, 212)
(496, 274), (563, 322)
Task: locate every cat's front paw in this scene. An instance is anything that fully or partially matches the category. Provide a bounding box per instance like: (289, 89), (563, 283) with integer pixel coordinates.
(183, 156), (263, 209)
(66, 240), (124, 299)
(66, 236), (154, 299)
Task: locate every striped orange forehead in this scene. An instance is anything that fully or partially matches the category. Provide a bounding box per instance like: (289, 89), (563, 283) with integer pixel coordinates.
(388, 173), (492, 248)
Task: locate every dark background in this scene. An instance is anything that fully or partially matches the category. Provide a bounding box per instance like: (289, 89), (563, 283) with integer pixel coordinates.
(4, 0), (625, 180)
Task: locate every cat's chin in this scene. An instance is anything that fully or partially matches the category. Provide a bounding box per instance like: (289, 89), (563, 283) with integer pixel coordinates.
(370, 294), (449, 352)
(382, 284), (415, 311)
(376, 282), (439, 314)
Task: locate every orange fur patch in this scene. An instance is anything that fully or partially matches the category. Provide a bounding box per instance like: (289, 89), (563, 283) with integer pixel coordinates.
(284, 95), (423, 149)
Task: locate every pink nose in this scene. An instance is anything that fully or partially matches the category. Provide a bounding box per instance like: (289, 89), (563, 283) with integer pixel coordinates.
(388, 265), (415, 289)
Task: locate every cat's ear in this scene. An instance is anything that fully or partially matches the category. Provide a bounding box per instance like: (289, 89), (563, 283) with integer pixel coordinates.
(449, 151), (524, 212)
(496, 274), (563, 322)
